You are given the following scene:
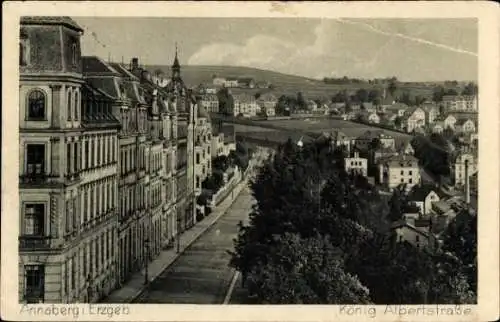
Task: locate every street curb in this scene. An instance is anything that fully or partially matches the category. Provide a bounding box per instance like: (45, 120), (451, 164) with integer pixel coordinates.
(129, 176), (250, 303)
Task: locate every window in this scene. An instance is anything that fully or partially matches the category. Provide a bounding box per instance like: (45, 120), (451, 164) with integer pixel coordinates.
(66, 143), (71, 174)
(409, 178), (413, 184)
(71, 43), (77, 66)
(196, 154), (200, 164)
(67, 90), (72, 121)
(84, 140), (89, 170)
(74, 92), (79, 120)
(27, 90), (46, 120)
(71, 256), (76, 290)
(196, 176), (200, 188)
(400, 170), (404, 175)
(83, 189), (88, 223)
(24, 265), (44, 303)
(20, 34), (30, 66)
(24, 204), (45, 236)
(26, 144), (45, 175)
(415, 235), (420, 242)
(409, 170), (412, 175)
(400, 178), (404, 183)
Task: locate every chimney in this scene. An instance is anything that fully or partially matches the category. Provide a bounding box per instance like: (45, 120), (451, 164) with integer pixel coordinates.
(464, 159), (470, 204)
(131, 57), (139, 70)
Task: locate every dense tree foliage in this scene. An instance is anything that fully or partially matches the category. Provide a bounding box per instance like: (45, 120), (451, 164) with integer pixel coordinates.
(230, 137), (476, 304)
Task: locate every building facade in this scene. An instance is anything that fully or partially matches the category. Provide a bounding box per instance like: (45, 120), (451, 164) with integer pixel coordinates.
(378, 155), (421, 190)
(442, 95), (478, 112)
(19, 17), (120, 303)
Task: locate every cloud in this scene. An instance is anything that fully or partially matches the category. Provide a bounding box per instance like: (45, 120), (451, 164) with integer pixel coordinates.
(187, 20), (341, 78)
(187, 19), (477, 80)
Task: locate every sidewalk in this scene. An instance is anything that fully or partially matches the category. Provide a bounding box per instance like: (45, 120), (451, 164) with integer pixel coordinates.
(101, 176), (250, 303)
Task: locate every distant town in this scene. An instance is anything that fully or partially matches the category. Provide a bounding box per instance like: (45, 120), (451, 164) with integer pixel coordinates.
(18, 16), (477, 306)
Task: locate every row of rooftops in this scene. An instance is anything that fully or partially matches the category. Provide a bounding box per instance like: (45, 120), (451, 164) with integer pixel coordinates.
(81, 56), (211, 119)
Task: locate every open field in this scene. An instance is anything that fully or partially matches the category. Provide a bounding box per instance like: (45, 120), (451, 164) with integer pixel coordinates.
(253, 118), (412, 140)
(147, 65), (436, 100)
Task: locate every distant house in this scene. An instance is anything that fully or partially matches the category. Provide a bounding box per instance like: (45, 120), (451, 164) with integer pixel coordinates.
(257, 93), (277, 117)
(442, 95), (478, 112)
(391, 218), (436, 251)
(355, 130), (395, 151)
(344, 151), (368, 177)
(357, 110), (380, 124)
(407, 184), (441, 215)
(443, 114), (457, 130)
(213, 77), (226, 86)
(200, 94), (219, 113)
(431, 121), (445, 134)
(256, 81), (271, 89)
(384, 102), (408, 117)
(232, 93), (259, 117)
(403, 107), (426, 133)
(238, 77), (255, 89)
(455, 118), (476, 134)
(421, 102), (440, 124)
(378, 154), (421, 189)
(371, 146), (399, 166)
(224, 78), (239, 88)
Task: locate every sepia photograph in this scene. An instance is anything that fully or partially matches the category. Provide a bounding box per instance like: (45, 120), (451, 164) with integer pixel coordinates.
(2, 1), (499, 322)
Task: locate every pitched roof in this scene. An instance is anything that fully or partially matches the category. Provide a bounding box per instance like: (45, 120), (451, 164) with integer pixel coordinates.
(391, 220), (430, 238)
(84, 78), (120, 99)
(408, 184), (438, 202)
(21, 16), (83, 32)
(379, 154), (419, 167)
(82, 56), (121, 76)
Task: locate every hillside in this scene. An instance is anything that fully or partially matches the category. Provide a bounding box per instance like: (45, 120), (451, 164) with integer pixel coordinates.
(146, 64), (434, 101)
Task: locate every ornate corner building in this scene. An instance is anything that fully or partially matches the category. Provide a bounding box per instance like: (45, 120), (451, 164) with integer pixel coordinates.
(18, 17), (204, 303)
(19, 17), (120, 303)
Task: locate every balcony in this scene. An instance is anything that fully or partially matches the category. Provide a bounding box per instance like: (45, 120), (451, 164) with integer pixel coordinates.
(19, 236), (52, 250)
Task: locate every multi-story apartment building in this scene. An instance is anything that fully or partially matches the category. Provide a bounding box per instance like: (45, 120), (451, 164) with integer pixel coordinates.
(200, 94), (219, 113)
(232, 94), (259, 117)
(193, 109), (212, 195)
(83, 54), (181, 287)
(451, 150), (478, 186)
(442, 95), (478, 113)
(19, 17), (120, 303)
(344, 152), (368, 177)
(164, 51), (197, 233)
(378, 154), (421, 190)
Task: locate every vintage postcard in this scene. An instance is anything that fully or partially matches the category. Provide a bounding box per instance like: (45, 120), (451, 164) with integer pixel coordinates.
(1, 1), (499, 321)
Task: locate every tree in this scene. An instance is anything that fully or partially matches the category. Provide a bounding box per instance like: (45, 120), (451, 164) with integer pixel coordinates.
(440, 210), (477, 292)
(354, 88), (369, 103)
(387, 189), (406, 222)
(297, 92), (306, 110)
(368, 89), (381, 104)
(432, 86), (446, 102)
(399, 91), (412, 106)
(387, 79), (398, 97)
(461, 82), (478, 96)
(245, 233), (371, 304)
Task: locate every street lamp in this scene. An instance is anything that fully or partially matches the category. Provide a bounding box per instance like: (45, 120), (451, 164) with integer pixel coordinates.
(144, 238), (150, 285)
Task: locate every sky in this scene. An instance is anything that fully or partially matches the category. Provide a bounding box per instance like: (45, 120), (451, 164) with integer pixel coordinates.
(74, 17), (478, 82)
